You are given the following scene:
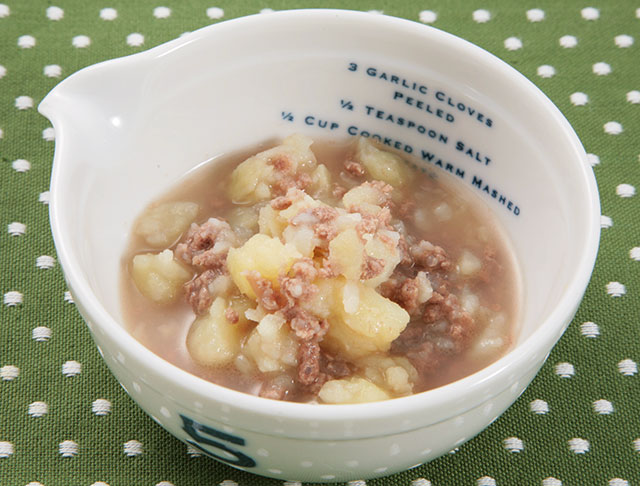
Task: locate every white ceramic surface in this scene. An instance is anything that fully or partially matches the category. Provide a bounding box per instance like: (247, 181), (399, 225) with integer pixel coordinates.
(39, 9), (600, 482)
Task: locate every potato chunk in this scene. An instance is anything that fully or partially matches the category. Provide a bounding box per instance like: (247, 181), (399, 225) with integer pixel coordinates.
(227, 234), (302, 298)
(187, 297), (246, 366)
(359, 355), (418, 396)
(324, 280), (409, 358)
(342, 182), (390, 214)
(244, 312), (298, 372)
(227, 206), (259, 241)
(329, 228), (365, 280)
(362, 232), (402, 287)
(458, 250), (482, 276)
(318, 377), (390, 404)
(308, 164), (332, 200)
(134, 202), (199, 248)
(229, 134), (317, 204)
(356, 137), (410, 187)
(131, 249), (192, 303)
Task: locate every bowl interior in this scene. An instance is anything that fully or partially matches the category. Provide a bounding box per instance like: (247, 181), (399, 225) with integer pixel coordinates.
(46, 11), (598, 399)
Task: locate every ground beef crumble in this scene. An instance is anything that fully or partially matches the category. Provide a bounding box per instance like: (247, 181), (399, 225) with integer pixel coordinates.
(184, 269), (219, 315)
(344, 159), (365, 177)
(176, 218), (236, 270)
(410, 240), (452, 271)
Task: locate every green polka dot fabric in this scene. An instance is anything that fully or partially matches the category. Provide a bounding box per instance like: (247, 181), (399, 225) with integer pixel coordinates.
(1, 1), (639, 485)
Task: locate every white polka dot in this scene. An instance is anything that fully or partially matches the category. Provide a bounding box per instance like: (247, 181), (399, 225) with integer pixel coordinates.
(570, 92), (588, 106)
(206, 7), (224, 19)
(0, 365), (19, 381)
(418, 10), (437, 24)
(609, 480), (629, 486)
(412, 479), (432, 486)
(219, 481), (238, 486)
(633, 438), (640, 452)
(0, 4), (9, 17)
(580, 321), (600, 338)
(0, 127), (3, 139)
(62, 360), (82, 377)
(8, 222), (26, 236)
(347, 481), (365, 486)
(64, 291), (74, 304)
(32, 326), (52, 342)
(374, 466), (389, 474)
(537, 65), (555, 78)
(15, 96), (34, 110)
(504, 37), (523, 50)
(28, 401), (48, 417)
(259, 8), (274, 14)
(92, 398), (111, 416)
(504, 437), (524, 452)
(626, 90), (640, 104)
(616, 183), (636, 197)
(18, 35), (36, 48)
(586, 153), (599, 166)
(124, 440), (143, 456)
(72, 35), (91, 48)
(154, 6), (171, 18)
(283, 482), (302, 486)
(127, 33), (144, 47)
(4, 291), (23, 306)
(46, 6), (64, 21)
(132, 381), (141, 393)
(600, 215), (613, 228)
(555, 362), (575, 378)
(345, 460), (360, 468)
(615, 35), (634, 48)
(0, 441), (14, 458)
(42, 127), (55, 141)
(526, 8), (545, 22)
(0, 65), (4, 78)
(26, 483), (45, 486)
(593, 62), (611, 75)
(630, 247), (640, 261)
(267, 469), (282, 475)
(477, 477), (496, 486)
(530, 399), (549, 414)
(618, 359), (637, 376)
(59, 440), (79, 457)
(91, 483), (110, 486)
(559, 35), (578, 48)
(256, 448), (269, 457)
(36, 255), (56, 269)
(604, 121), (623, 135)
(606, 281), (626, 297)
(44, 65), (62, 78)
(100, 8), (117, 20)
(155, 483), (175, 486)
(581, 7), (599, 20)
(389, 443), (401, 455)
(39, 191), (51, 204)
(473, 9), (491, 23)
(593, 399), (613, 414)
(542, 478), (562, 486)
(320, 476), (336, 481)
(568, 438), (590, 454)
(186, 444), (202, 457)
(160, 406), (171, 418)
(300, 460), (313, 467)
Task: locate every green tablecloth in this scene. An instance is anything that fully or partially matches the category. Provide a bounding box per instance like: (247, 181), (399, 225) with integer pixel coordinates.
(1, 1), (639, 485)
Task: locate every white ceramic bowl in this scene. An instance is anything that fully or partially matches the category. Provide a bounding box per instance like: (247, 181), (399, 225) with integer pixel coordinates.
(39, 9), (600, 483)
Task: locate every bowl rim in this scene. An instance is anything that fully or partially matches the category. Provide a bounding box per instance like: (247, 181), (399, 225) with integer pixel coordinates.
(42, 8), (601, 430)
